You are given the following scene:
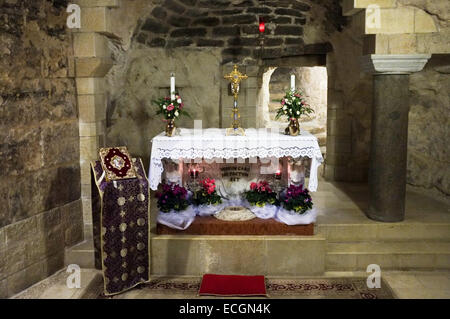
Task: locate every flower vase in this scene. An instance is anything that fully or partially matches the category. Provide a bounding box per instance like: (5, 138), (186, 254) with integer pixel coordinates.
(287, 118), (300, 136)
(165, 119), (176, 137)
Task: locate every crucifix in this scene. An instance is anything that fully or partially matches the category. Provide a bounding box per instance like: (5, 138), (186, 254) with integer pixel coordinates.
(224, 64), (248, 136)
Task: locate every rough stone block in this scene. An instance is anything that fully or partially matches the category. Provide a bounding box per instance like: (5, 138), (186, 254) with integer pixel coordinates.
(0, 279), (6, 298)
(75, 57), (113, 77)
(41, 121), (80, 166)
(80, 136), (101, 163)
(43, 253), (65, 277)
(222, 14), (256, 25)
(213, 26), (241, 36)
(38, 165), (81, 211)
(366, 8), (415, 34)
(3, 127), (42, 176)
(82, 198), (93, 225)
(5, 216), (38, 246)
(79, 7), (111, 33)
(7, 267), (29, 297)
(79, 121), (104, 137)
(170, 28), (207, 37)
(0, 248), (6, 280)
(193, 17), (220, 27)
(387, 34), (418, 54)
(5, 241), (27, 276)
(141, 18), (170, 34)
(25, 235), (46, 265)
(74, 0), (119, 7)
(414, 9), (438, 33)
(73, 33), (109, 58)
(78, 94), (106, 122)
(8, 174), (42, 222)
(343, 0), (396, 16)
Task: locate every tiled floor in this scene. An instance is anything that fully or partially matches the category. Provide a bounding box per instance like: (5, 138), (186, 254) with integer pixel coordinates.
(12, 268), (450, 299)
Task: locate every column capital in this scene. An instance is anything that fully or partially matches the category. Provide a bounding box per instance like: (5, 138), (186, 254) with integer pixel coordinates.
(361, 54), (431, 75)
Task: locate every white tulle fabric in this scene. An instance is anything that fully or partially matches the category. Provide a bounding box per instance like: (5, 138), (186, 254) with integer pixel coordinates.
(195, 203), (227, 216)
(249, 204), (279, 219)
(275, 207), (317, 225)
(156, 206), (197, 230)
(149, 128), (323, 191)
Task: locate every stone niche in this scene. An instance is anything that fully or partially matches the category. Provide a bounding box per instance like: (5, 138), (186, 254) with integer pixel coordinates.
(105, 0), (341, 168)
(106, 48), (223, 167)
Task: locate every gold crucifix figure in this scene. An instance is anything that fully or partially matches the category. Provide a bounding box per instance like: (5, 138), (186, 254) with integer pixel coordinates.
(224, 64), (248, 136)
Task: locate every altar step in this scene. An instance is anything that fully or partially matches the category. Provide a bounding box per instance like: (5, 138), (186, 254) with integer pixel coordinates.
(326, 241), (450, 271)
(151, 234), (326, 277)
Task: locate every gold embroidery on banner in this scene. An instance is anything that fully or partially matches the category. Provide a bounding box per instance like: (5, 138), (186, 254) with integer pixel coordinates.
(137, 193), (145, 202)
(118, 197), (126, 206)
(120, 248), (128, 257)
(119, 223), (127, 232)
(128, 196), (135, 202)
(92, 158), (151, 297)
(137, 218), (145, 226)
(121, 273), (128, 281)
(137, 242), (145, 251)
(137, 266), (145, 274)
(120, 210), (126, 218)
(129, 221), (135, 228)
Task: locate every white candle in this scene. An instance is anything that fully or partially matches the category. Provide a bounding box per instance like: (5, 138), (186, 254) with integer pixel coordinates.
(290, 74), (295, 91)
(170, 73), (175, 101)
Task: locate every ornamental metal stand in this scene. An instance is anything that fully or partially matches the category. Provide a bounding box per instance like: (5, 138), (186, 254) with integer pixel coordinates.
(224, 64), (248, 136)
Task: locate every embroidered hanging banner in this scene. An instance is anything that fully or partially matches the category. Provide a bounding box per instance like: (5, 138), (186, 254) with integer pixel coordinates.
(91, 158), (150, 296)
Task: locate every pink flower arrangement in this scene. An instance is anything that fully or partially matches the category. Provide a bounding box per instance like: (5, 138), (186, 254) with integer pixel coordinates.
(246, 181), (277, 207)
(200, 178), (216, 195)
(154, 94), (190, 120)
(250, 181), (272, 193)
(193, 178), (222, 206)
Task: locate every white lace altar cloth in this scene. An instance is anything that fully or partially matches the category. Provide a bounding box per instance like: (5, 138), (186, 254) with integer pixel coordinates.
(149, 128), (323, 191)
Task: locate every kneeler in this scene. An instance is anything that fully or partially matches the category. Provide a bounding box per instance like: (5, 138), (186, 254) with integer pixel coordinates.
(91, 158), (150, 296)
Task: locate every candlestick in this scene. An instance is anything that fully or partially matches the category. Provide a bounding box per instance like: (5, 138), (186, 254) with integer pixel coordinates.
(275, 169), (281, 180)
(290, 74), (295, 91)
(170, 73), (175, 101)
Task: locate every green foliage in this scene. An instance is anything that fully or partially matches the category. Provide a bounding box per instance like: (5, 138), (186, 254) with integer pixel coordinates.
(275, 90), (314, 121)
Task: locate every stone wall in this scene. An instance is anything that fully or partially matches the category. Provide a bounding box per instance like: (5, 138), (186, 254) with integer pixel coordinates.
(324, 11), (373, 182)
(0, 0), (82, 297)
(134, 0), (336, 64)
(408, 55), (450, 196)
(105, 0), (342, 167)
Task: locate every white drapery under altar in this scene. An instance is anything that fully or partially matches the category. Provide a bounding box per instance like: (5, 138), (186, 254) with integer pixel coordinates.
(149, 128), (324, 191)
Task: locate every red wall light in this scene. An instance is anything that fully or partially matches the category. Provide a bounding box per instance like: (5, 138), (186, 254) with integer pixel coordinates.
(259, 17), (265, 33)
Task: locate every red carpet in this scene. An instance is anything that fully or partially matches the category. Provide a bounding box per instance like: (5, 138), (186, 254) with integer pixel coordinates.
(198, 274), (267, 297)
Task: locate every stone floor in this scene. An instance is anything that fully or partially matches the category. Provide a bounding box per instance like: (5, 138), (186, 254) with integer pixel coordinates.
(12, 177), (450, 299)
(11, 268), (450, 299)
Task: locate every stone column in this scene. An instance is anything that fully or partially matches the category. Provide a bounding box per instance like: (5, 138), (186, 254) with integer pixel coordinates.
(361, 54), (430, 222)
